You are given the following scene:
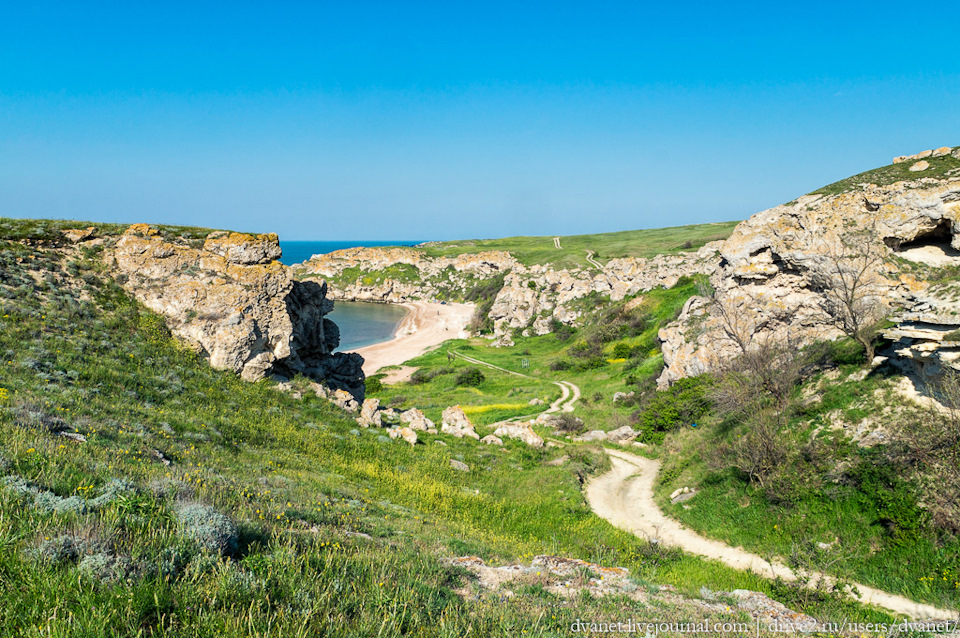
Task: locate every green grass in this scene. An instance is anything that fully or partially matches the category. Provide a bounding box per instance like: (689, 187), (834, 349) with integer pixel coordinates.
(654, 367), (960, 611)
(812, 151), (960, 197)
(0, 227), (899, 635)
(0, 216), (222, 244)
(416, 222), (739, 269)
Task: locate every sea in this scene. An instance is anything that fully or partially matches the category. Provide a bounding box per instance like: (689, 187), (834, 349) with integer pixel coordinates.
(279, 240), (422, 352)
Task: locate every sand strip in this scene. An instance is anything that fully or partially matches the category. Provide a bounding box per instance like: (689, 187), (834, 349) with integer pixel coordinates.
(352, 301), (474, 377)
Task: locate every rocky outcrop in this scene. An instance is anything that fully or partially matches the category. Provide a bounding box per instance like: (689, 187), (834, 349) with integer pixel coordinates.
(110, 225), (364, 396)
(296, 241), (721, 342)
(440, 406), (480, 439)
(492, 422), (544, 448)
(658, 152), (960, 388)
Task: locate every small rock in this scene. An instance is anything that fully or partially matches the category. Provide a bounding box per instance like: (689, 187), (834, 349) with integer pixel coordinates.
(59, 431), (87, 443)
(61, 227), (97, 243)
(450, 459), (470, 472)
(357, 398), (382, 428)
(545, 455), (569, 466)
(480, 434), (503, 446)
(576, 430), (607, 442)
(434, 440), (447, 446)
(400, 408), (434, 431)
(528, 398), (544, 406)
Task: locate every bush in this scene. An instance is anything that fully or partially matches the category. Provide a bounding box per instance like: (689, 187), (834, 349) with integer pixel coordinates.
(549, 359), (572, 371)
(611, 343), (633, 359)
(549, 318), (576, 342)
(409, 367), (454, 385)
(554, 413), (585, 433)
(365, 375), (383, 394)
(454, 367), (485, 387)
(177, 504), (239, 556)
(34, 534), (86, 565)
(79, 553), (135, 584)
(632, 376), (712, 443)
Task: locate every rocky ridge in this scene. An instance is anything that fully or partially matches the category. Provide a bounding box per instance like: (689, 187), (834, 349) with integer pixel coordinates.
(100, 224), (364, 396)
(658, 147), (960, 388)
(295, 243), (722, 344)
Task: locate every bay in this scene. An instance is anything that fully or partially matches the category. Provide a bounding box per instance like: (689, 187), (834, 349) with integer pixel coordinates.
(327, 301), (409, 352)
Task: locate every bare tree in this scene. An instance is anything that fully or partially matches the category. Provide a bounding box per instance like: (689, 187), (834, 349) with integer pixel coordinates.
(809, 227), (888, 363)
(696, 280), (756, 354)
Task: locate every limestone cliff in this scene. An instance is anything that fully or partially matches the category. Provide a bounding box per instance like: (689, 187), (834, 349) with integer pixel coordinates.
(658, 146), (960, 387)
(108, 225), (364, 396)
(294, 244), (720, 344)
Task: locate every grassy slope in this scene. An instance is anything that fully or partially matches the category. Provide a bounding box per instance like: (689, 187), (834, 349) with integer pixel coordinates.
(369, 280), (700, 432)
(812, 151), (960, 197)
(653, 364), (960, 611)
(1, 226), (893, 636)
(416, 222), (739, 269)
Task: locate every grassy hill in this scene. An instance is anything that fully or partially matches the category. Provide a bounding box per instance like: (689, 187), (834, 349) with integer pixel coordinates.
(1, 219), (901, 636)
(416, 222), (738, 269)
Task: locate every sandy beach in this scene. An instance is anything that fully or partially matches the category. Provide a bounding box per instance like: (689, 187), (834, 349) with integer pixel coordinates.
(353, 301), (475, 378)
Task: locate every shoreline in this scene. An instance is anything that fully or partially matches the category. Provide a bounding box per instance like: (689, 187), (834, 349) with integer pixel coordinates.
(350, 301), (474, 378)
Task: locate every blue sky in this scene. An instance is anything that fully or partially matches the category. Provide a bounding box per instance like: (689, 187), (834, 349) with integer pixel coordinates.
(2, 1), (959, 241)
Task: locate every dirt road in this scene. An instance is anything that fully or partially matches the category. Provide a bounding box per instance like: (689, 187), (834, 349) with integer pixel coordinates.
(585, 448), (956, 621)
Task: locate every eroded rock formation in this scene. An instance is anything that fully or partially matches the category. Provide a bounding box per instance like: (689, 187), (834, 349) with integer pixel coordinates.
(658, 153), (960, 388)
(109, 225), (364, 396)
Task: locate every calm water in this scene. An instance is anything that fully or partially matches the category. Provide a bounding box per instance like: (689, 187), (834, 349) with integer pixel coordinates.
(328, 301), (409, 352)
(280, 240), (420, 350)
(279, 240), (423, 266)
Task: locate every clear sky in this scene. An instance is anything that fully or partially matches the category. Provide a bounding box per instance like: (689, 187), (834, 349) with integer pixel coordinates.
(2, 1), (959, 241)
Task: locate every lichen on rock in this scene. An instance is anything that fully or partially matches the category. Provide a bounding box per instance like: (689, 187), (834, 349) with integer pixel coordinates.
(110, 225), (364, 397)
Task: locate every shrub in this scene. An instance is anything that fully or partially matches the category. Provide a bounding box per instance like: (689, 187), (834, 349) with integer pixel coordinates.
(549, 359), (572, 371)
(177, 504), (239, 556)
(549, 318), (575, 342)
(79, 553), (135, 584)
(365, 375), (383, 394)
(632, 376), (712, 443)
(554, 413), (585, 433)
(611, 343), (633, 359)
(34, 534), (86, 565)
(455, 367), (485, 387)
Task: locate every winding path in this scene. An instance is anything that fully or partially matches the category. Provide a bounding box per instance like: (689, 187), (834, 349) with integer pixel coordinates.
(584, 249), (602, 269)
(449, 350), (580, 414)
(585, 448), (956, 621)
(553, 237), (562, 249)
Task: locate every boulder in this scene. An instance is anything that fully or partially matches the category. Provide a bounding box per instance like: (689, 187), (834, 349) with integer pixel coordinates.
(440, 406), (480, 439)
(606, 425), (639, 443)
(576, 430), (608, 442)
(492, 422), (544, 448)
(480, 434), (503, 446)
(387, 426), (418, 446)
(450, 459), (470, 472)
(61, 227), (96, 243)
(203, 231), (282, 265)
(400, 408), (434, 431)
(358, 398), (382, 428)
(909, 160), (930, 172)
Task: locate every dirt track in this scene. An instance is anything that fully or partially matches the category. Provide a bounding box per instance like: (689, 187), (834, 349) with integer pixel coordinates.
(585, 448), (956, 621)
